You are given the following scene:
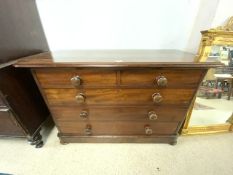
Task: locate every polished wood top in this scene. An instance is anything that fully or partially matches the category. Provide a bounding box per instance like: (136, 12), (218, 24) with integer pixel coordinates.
(14, 50), (223, 68)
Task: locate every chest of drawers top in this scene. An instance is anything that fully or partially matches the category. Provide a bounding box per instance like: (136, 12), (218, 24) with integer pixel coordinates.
(14, 50), (221, 68)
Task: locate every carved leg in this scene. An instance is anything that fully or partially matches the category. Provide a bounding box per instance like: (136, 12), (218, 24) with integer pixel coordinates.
(169, 140), (177, 146)
(27, 130), (44, 148)
(57, 133), (69, 145)
(60, 139), (68, 145)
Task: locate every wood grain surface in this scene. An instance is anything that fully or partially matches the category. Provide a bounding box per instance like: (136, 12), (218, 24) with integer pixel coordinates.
(58, 134), (177, 144)
(50, 106), (187, 122)
(57, 121), (179, 135)
(14, 50), (223, 68)
(43, 88), (194, 106)
(35, 68), (205, 89)
(36, 68), (117, 88)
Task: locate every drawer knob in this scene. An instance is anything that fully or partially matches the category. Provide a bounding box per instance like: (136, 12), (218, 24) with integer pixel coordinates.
(145, 125), (153, 135)
(71, 76), (81, 87)
(148, 111), (158, 120)
(156, 76), (167, 87)
(80, 110), (88, 119)
(85, 124), (92, 135)
(152, 93), (163, 103)
(75, 93), (86, 104)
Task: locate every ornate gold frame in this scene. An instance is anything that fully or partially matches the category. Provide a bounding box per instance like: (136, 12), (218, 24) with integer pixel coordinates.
(182, 16), (233, 135)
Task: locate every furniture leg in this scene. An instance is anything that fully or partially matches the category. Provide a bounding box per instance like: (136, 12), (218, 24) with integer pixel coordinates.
(27, 129), (43, 148)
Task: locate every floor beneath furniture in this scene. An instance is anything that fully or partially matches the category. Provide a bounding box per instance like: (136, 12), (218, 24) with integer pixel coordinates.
(0, 124), (232, 175)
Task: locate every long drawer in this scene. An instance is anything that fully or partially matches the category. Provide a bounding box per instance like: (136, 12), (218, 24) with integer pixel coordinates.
(57, 121), (179, 135)
(44, 88), (195, 106)
(50, 106), (187, 122)
(35, 68), (204, 88)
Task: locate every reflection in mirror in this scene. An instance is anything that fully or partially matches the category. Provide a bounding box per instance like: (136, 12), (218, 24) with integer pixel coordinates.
(208, 46), (233, 66)
(189, 45), (233, 126)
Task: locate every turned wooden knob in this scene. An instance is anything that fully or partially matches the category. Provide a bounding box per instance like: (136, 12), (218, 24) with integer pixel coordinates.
(71, 76), (81, 87)
(80, 110), (88, 119)
(75, 93), (86, 104)
(148, 111), (158, 120)
(85, 124), (92, 135)
(156, 76), (167, 87)
(145, 125), (153, 135)
(152, 93), (163, 103)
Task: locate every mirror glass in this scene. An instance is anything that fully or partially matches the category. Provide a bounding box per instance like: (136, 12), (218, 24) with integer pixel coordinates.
(189, 45), (233, 126)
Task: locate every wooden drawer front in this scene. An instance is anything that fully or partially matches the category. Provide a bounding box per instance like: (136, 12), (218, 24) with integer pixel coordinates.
(0, 110), (24, 136)
(120, 69), (204, 88)
(44, 88), (194, 106)
(58, 121), (179, 135)
(35, 68), (117, 88)
(51, 106), (186, 122)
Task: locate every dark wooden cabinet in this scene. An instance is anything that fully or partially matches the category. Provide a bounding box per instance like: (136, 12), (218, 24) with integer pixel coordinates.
(0, 0), (49, 63)
(0, 0), (50, 147)
(14, 50), (223, 145)
(0, 66), (49, 147)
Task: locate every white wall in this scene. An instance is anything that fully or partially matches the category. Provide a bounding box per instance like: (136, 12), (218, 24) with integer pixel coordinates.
(36, 0), (233, 53)
(212, 0), (233, 27)
(184, 0), (219, 53)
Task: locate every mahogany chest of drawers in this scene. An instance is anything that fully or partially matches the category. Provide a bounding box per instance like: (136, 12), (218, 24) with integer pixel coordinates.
(14, 50), (221, 145)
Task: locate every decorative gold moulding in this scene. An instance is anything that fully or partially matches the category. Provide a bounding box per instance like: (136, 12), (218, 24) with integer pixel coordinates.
(195, 16), (233, 62)
(183, 16), (233, 135)
(182, 123), (233, 135)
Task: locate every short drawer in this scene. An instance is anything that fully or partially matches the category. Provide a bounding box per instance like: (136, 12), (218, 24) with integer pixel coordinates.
(120, 68), (204, 88)
(57, 121), (179, 135)
(50, 106), (187, 122)
(35, 68), (117, 88)
(44, 88), (194, 106)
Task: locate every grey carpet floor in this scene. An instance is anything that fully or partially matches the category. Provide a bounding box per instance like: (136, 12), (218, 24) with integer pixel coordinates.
(0, 127), (232, 175)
